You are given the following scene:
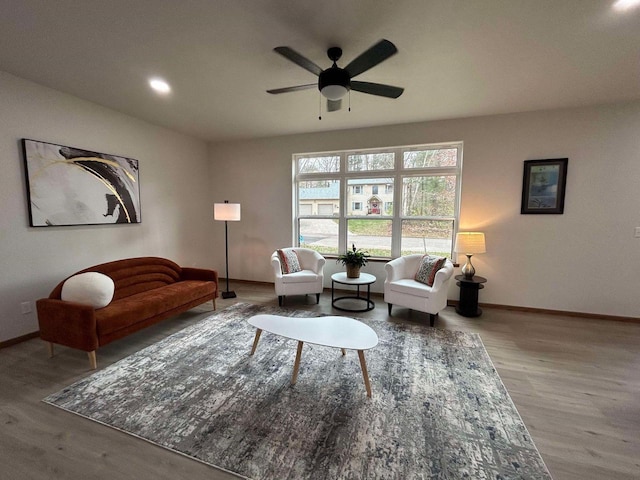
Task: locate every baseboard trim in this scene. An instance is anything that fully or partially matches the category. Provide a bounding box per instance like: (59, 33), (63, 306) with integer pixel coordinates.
(225, 278), (273, 287)
(0, 331), (40, 349)
(2, 291), (635, 348)
(236, 278), (640, 323)
(447, 300), (639, 323)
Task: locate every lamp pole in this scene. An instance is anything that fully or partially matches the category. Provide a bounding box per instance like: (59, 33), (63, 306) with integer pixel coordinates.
(222, 215), (235, 298)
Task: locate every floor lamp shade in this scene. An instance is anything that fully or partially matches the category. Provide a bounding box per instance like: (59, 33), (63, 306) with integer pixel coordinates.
(454, 232), (486, 279)
(214, 201), (241, 298)
(214, 202), (241, 222)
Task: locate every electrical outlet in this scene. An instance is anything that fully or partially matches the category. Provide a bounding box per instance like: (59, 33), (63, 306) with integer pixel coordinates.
(635, 227), (640, 238)
(20, 302), (32, 314)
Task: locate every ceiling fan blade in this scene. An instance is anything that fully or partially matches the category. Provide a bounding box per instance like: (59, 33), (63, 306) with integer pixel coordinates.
(344, 39), (398, 78)
(351, 81), (404, 99)
(327, 99), (342, 112)
(273, 47), (323, 76)
(267, 84), (316, 94)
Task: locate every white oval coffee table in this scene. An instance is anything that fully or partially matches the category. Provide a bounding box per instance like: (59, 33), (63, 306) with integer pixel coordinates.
(248, 314), (379, 397)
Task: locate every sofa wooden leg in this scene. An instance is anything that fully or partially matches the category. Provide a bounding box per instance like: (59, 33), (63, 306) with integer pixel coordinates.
(213, 297), (217, 310)
(429, 313), (438, 327)
(47, 341), (54, 358)
(278, 296), (284, 307)
(88, 351), (97, 370)
(387, 303), (392, 316)
(316, 293), (320, 304)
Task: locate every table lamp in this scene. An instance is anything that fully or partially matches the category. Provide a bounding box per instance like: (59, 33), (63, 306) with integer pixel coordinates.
(454, 232), (486, 279)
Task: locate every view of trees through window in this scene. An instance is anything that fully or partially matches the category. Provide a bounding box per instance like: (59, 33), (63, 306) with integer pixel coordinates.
(295, 144), (462, 259)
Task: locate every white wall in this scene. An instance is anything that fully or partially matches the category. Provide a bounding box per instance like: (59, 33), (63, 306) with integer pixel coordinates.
(209, 101), (640, 318)
(2, 68), (636, 344)
(0, 72), (212, 342)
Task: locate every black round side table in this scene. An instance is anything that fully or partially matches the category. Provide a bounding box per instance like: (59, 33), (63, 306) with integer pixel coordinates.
(454, 275), (487, 317)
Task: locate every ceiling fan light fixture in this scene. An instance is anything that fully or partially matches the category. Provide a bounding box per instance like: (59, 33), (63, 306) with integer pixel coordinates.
(318, 66), (351, 100)
(321, 84), (348, 100)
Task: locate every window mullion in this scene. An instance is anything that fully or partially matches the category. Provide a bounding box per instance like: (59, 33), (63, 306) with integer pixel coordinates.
(338, 152), (347, 253)
(391, 147), (403, 257)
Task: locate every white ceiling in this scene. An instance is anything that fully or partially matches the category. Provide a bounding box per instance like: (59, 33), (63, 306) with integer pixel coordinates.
(1, 0), (639, 142)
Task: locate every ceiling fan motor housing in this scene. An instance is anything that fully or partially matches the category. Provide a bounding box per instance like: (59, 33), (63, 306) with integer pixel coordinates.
(319, 67), (351, 100)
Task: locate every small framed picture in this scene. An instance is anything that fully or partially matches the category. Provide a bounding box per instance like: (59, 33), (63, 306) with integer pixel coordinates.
(521, 158), (568, 214)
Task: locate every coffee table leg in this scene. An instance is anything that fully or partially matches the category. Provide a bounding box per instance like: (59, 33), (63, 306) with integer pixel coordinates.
(250, 328), (262, 355)
(357, 350), (372, 398)
(291, 341), (304, 385)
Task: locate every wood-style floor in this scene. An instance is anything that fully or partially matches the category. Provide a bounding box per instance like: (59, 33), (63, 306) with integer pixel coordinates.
(1, 281), (639, 480)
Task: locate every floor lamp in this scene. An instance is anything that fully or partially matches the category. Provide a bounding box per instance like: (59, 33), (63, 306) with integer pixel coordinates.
(214, 200), (241, 299)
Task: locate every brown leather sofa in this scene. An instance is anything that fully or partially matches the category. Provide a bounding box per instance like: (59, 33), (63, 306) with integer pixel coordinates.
(36, 257), (218, 369)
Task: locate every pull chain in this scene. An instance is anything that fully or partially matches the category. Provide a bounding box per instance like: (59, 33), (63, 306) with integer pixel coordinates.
(318, 93), (322, 120)
(348, 90), (351, 112)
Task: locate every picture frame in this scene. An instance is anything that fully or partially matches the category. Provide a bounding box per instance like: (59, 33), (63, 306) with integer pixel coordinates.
(521, 158), (568, 214)
(22, 138), (141, 227)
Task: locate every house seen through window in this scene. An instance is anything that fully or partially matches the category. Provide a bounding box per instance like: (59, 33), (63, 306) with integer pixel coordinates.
(295, 144), (462, 259)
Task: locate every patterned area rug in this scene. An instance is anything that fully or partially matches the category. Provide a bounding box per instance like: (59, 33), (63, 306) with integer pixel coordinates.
(44, 303), (552, 479)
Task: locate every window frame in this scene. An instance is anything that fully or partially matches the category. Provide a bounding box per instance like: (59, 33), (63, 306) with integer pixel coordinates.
(294, 142), (463, 259)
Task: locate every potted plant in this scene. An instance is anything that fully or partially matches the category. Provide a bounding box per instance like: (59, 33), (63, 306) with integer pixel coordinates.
(337, 244), (370, 278)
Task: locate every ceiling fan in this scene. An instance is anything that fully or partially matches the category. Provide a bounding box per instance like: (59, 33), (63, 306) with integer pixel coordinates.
(267, 39), (404, 114)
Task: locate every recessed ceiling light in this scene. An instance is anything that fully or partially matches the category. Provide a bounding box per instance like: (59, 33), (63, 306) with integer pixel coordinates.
(613, 0), (640, 11)
(149, 78), (171, 94)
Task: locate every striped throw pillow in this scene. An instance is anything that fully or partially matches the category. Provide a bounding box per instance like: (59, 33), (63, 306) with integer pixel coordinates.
(277, 248), (302, 274)
(415, 255), (447, 287)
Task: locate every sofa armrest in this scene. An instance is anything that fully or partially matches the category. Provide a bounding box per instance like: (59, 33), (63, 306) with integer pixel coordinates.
(181, 267), (218, 283)
(384, 256), (407, 283)
(271, 253), (283, 279)
(36, 298), (98, 352)
(308, 251), (326, 275)
(431, 261), (454, 292)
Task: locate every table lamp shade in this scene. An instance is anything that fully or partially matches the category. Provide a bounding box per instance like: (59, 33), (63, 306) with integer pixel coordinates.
(454, 232), (486, 254)
(214, 203), (241, 221)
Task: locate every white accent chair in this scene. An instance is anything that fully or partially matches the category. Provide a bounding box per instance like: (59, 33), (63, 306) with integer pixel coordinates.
(384, 255), (454, 326)
(271, 248), (326, 306)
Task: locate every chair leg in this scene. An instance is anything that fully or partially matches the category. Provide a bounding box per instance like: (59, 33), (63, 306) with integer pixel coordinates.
(387, 303), (392, 315)
(430, 313), (438, 327)
(316, 293), (320, 304)
(278, 295), (284, 307)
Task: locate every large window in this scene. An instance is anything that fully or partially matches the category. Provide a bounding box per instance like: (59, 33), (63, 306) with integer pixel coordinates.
(295, 143), (462, 258)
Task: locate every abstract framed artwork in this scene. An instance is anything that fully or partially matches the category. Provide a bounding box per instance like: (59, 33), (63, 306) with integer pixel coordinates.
(521, 158), (568, 214)
(22, 139), (141, 227)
